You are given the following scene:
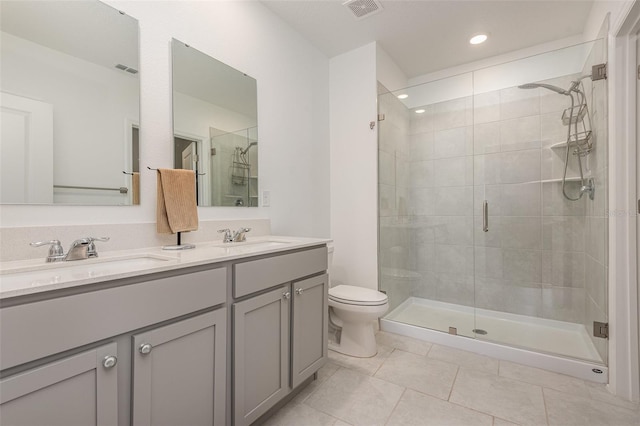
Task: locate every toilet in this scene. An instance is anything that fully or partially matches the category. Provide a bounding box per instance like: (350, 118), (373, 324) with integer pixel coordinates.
(327, 244), (389, 358)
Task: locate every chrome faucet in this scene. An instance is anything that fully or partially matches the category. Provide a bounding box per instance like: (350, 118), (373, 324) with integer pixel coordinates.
(30, 237), (109, 262)
(63, 237), (110, 261)
(217, 229), (234, 243)
(217, 227), (252, 243)
(232, 227), (251, 242)
(29, 240), (65, 262)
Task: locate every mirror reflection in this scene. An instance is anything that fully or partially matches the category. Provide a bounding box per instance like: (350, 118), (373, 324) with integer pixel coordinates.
(0, 0), (140, 205)
(171, 39), (258, 207)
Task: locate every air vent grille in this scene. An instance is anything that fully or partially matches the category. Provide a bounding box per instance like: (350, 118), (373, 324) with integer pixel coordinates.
(115, 64), (139, 74)
(343, 0), (383, 20)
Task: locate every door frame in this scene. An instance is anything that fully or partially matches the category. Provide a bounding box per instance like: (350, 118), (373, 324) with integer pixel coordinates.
(609, 0), (640, 402)
(173, 130), (210, 206)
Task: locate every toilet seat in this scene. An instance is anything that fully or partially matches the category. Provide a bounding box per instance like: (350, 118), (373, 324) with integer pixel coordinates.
(329, 285), (388, 306)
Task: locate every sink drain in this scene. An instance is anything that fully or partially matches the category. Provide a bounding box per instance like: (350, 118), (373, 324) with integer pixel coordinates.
(472, 329), (488, 335)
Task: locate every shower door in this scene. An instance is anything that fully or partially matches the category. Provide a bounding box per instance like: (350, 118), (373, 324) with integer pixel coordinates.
(472, 38), (609, 364)
(378, 37), (608, 365)
(377, 77), (477, 338)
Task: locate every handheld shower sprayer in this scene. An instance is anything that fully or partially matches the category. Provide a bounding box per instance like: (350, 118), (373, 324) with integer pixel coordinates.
(517, 76), (594, 202)
(240, 141), (257, 155)
(517, 83), (570, 96)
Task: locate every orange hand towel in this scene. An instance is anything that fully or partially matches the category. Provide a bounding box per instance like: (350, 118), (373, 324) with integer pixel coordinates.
(156, 169), (199, 234)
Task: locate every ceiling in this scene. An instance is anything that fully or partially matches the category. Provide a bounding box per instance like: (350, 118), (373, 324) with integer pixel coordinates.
(261, 0), (595, 79)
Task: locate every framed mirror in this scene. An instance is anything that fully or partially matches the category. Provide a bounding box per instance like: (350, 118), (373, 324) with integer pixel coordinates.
(0, 0), (140, 205)
(171, 39), (258, 207)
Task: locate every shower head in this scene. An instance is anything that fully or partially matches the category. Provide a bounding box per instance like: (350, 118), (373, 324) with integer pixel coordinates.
(240, 141), (257, 155)
(518, 83), (570, 96)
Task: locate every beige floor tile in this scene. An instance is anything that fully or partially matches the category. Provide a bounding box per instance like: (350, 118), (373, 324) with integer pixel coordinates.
(428, 344), (499, 374)
(262, 402), (338, 426)
(328, 344), (393, 376)
(493, 418), (519, 426)
(304, 368), (405, 426)
(499, 361), (590, 397)
(375, 331), (433, 356)
(374, 349), (458, 400)
(544, 388), (640, 426)
(450, 368), (547, 426)
(293, 362), (341, 404)
(585, 381), (640, 412)
(386, 389), (493, 426)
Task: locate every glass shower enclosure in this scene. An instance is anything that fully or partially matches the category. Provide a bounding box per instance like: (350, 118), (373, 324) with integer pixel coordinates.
(378, 38), (608, 367)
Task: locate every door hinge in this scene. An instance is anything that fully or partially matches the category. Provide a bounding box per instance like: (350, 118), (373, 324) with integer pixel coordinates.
(593, 321), (609, 339)
(210, 148), (216, 156)
(193, 154), (199, 162)
(637, 199), (640, 214)
(592, 63), (607, 81)
(637, 64), (640, 80)
(378, 113), (386, 121)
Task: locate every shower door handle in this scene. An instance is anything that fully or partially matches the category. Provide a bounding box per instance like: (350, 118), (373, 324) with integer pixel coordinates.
(482, 201), (489, 232)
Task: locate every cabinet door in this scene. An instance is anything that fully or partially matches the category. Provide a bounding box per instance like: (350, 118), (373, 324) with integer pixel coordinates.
(131, 309), (227, 426)
(233, 285), (290, 426)
(291, 274), (328, 389)
(0, 342), (118, 426)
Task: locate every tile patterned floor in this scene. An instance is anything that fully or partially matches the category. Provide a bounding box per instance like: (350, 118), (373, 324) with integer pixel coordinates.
(263, 331), (640, 426)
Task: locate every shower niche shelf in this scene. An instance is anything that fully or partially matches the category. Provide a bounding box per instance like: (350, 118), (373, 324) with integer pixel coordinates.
(523, 177), (582, 184)
(536, 177), (582, 184)
(549, 131), (593, 152)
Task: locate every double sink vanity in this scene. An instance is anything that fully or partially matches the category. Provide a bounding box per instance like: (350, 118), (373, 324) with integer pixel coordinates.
(0, 236), (329, 425)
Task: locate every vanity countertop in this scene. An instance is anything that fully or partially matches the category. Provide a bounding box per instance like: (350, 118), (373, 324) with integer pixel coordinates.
(0, 236), (330, 300)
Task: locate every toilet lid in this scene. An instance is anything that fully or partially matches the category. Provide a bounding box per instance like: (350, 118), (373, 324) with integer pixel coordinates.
(329, 285), (388, 306)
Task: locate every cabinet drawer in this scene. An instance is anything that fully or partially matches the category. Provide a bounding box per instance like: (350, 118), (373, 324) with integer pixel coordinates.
(233, 246), (327, 298)
(0, 267), (227, 370)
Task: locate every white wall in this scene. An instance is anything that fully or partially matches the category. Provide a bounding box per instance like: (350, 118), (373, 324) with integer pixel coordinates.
(329, 42), (378, 289)
(376, 45), (407, 93)
(0, 1), (330, 244)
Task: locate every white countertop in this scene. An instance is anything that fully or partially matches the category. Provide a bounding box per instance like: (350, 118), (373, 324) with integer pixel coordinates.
(0, 236), (329, 300)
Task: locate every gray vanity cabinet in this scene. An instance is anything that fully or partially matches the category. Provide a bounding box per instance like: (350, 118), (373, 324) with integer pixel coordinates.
(232, 246), (328, 426)
(0, 342), (118, 426)
(291, 273), (328, 389)
(233, 284), (290, 426)
(132, 309), (227, 426)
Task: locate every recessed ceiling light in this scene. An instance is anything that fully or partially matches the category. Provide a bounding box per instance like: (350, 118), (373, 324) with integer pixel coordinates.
(397, 94), (408, 99)
(415, 109), (425, 114)
(470, 34), (488, 45)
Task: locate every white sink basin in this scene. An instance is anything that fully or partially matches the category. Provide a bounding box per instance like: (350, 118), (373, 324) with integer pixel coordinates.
(0, 254), (175, 291)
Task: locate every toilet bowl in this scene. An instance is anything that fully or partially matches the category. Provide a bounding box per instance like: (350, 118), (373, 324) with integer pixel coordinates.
(327, 245), (389, 358)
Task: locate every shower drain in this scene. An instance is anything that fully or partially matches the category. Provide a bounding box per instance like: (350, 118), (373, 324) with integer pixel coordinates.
(472, 329), (488, 335)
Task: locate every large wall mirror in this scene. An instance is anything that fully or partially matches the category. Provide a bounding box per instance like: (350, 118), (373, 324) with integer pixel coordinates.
(0, 0), (140, 205)
(171, 39), (258, 207)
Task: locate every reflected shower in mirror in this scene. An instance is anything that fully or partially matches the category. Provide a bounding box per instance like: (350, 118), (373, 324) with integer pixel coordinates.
(0, 0), (140, 205)
(171, 39), (258, 207)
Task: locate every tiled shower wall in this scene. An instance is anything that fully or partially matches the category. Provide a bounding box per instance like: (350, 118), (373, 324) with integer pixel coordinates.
(379, 64), (607, 336)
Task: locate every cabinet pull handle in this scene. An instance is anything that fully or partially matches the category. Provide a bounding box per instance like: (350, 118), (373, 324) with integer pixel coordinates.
(139, 343), (153, 355)
(102, 355), (118, 369)
(295, 288), (304, 295)
(282, 292), (291, 300)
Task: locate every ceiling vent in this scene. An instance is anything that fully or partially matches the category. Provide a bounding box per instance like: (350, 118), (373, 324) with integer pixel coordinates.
(343, 0), (383, 20)
(115, 64), (138, 74)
